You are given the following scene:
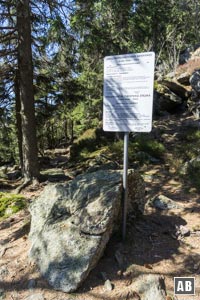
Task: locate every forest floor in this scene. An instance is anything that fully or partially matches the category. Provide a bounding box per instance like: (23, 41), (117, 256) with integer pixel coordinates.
(1, 113), (200, 300)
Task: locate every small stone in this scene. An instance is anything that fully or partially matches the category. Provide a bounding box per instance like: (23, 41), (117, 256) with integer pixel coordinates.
(0, 247), (7, 258)
(138, 275), (166, 300)
(28, 279), (36, 290)
(0, 289), (5, 300)
(150, 195), (179, 210)
(117, 270), (123, 277)
(123, 270), (132, 277)
(104, 279), (113, 291)
(25, 294), (44, 300)
(0, 266), (9, 280)
(179, 225), (190, 237)
(194, 263), (200, 270)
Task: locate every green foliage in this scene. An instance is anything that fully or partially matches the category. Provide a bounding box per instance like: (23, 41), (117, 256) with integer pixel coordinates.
(154, 81), (166, 93)
(1, 0), (200, 165)
(187, 162), (200, 191)
(165, 128), (200, 190)
(107, 134), (165, 164)
(108, 140), (124, 162)
(175, 129), (200, 188)
(70, 128), (98, 160)
(184, 128), (200, 141)
(76, 128), (97, 143)
(172, 128), (200, 163)
(0, 115), (17, 163)
(134, 135), (166, 159)
(69, 127), (116, 160)
(0, 192), (26, 219)
(107, 139), (136, 162)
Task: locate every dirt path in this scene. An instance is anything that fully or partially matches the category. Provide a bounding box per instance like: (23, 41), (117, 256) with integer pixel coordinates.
(0, 173), (200, 300)
(1, 113), (200, 299)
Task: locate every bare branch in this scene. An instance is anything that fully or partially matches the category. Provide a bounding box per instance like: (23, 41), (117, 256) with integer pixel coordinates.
(0, 49), (17, 57)
(0, 26), (15, 30)
(0, 0), (15, 5)
(0, 35), (17, 43)
(0, 13), (16, 17)
(0, 29), (16, 38)
(30, 2), (49, 20)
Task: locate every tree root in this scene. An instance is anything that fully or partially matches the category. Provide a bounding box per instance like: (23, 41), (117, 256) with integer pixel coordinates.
(15, 178), (39, 193)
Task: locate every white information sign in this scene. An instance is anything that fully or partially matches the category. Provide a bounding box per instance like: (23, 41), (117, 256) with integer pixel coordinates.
(103, 52), (155, 132)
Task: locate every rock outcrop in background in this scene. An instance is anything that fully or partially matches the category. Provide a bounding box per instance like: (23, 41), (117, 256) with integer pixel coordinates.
(154, 45), (200, 116)
(29, 169), (145, 292)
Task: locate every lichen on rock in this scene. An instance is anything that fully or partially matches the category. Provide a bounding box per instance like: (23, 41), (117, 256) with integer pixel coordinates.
(29, 169), (145, 292)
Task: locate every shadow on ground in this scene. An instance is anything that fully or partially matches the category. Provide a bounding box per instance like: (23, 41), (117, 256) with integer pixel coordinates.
(1, 208), (200, 300)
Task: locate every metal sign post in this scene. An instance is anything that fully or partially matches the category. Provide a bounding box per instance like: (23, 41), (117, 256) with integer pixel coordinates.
(122, 132), (129, 241)
(103, 52), (155, 242)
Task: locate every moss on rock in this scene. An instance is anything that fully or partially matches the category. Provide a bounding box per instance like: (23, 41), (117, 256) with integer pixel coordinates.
(0, 192), (26, 219)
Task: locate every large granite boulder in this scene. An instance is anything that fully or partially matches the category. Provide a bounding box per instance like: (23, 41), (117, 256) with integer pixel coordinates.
(29, 169), (145, 292)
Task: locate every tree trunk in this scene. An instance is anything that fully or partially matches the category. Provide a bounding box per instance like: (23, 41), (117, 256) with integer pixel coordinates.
(70, 120), (74, 142)
(64, 119), (68, 143)
(14, 69), (23, 171)
(16, 0), (39, 180)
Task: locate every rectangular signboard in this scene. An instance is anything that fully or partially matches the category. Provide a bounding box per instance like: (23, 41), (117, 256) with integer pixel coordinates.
(103, 52), (155, 132)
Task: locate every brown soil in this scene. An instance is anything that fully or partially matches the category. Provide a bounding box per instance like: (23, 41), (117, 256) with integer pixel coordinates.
(1, 114), (200, 300)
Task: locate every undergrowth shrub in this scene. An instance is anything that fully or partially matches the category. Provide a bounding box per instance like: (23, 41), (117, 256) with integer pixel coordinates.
(184, 128), (200, 141)
(186, 159), (200, 191)
(108, 134), (165, 164)
(70, 128), (97, 160)
(134, 134), (165, 159)
(70, 127), (115, 161)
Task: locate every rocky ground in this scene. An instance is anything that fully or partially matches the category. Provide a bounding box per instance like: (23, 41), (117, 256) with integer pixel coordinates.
(1, 112), (200, 300)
